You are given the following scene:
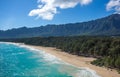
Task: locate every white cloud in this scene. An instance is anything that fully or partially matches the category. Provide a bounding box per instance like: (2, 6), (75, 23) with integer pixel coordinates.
(106, 0), (120, 14)
(29, 0), (92, 20)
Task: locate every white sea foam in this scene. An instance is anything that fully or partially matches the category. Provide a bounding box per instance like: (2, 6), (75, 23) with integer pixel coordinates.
(0, 42), (23, 46)
(11, 52), (27, 55)
(76, 67), (101, 77)
(1, 42), (101, 77)
(0, 42), (62, 64)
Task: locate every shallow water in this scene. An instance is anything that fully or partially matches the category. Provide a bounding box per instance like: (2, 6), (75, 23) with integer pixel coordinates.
(0, 42), (100, 77)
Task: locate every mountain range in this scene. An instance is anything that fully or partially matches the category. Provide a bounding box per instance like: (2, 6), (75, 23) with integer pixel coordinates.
(0, 14), (120, 38)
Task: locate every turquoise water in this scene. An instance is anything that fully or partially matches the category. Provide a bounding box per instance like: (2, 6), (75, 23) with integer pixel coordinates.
(0, 42), (100, 77)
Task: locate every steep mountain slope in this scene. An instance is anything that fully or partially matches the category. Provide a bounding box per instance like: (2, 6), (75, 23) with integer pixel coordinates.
(0, 14), (120, 38)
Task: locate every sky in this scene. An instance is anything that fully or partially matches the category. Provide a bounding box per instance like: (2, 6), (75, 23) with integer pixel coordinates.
(0, 0), (120, 30)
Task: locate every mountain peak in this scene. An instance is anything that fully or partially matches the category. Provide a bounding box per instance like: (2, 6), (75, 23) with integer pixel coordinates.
(0, 14), (120, 38)
(107, 14), (120, 19)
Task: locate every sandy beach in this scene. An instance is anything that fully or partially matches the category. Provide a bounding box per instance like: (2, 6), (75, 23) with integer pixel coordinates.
(25, 44), (120, 77)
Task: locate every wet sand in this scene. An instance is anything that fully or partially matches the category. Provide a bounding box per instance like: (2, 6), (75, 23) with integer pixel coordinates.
(27, 45), (120, 77)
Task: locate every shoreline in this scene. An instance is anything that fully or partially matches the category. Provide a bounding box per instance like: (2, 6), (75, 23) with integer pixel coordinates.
(27, 45), (120, 77)
(1, 42), (120, 77)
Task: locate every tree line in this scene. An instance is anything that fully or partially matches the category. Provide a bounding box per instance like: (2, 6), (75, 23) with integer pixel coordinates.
(0, 36), (120, 72)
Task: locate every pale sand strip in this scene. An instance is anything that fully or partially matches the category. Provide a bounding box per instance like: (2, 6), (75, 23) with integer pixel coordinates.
(26, 45), (120, 77)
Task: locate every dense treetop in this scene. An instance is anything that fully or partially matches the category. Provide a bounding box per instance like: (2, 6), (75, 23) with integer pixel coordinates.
(1, 36), (120, 72)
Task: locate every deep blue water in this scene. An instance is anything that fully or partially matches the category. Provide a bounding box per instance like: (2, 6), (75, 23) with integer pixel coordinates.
(0, 42), (100, 77)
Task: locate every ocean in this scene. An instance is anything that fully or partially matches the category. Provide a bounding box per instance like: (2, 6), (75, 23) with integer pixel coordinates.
(0, 42), (100, 77)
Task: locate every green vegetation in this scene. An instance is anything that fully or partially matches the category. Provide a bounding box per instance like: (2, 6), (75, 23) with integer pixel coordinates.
(1, 36), (120, 72)
(0, 14), (120, 39)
